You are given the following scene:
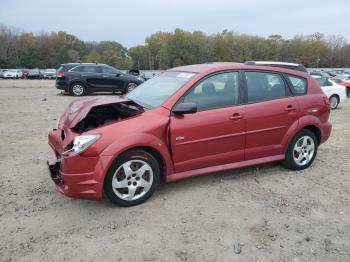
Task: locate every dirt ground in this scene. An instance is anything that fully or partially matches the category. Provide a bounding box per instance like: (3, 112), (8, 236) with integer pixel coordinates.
(0, 79), (349, 262)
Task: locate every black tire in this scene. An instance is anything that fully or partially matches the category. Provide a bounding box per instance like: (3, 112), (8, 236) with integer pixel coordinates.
(346, 88), (350, 98)
(70, 82), (86, 96)
(282, 129), (318, 170)
(329, 95), (339, 109)
(125, 82), (138, 93)
(104, 149), (160, 207)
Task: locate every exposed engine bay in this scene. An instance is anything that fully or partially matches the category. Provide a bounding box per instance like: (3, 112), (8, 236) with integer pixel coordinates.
(72, 102), (143, 133)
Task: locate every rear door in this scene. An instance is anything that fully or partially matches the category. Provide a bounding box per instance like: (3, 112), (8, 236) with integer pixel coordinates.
(243, 71), (300, 160)
(82, 65), (105, 91)
(170, 71), (246, 173)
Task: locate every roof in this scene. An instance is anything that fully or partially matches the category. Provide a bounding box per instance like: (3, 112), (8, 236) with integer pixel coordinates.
(168, 62), (309, 76)
(169, 63), (242, 73)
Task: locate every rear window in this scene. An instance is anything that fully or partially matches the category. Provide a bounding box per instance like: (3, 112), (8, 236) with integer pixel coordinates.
(286, 75), (307, 95)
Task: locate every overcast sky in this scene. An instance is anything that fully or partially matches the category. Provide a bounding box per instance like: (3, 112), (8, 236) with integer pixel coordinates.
(0, 0), (349, 47)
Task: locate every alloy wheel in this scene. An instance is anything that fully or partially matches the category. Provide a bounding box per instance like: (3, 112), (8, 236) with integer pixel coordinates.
(112, 160), (153, 201)
(72, 84), (84, 96)
(329, 96), (339, 109)
(126, 83), (137, 93)
(293, 135), (315, 166)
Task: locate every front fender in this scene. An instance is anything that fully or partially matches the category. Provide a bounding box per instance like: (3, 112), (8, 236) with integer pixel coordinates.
(101, 133), (174, 176)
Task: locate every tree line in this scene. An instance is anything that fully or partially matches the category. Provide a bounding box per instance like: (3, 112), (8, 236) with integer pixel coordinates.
(1, 24), (349, 70)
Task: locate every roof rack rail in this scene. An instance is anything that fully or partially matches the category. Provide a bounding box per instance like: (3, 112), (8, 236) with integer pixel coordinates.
(244, 61), (307, 72)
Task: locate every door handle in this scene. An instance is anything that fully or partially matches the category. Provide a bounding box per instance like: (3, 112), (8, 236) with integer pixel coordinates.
(285, 105), (297, 112)
(81, 74), (87, 77)
(229, 113), (243, 121)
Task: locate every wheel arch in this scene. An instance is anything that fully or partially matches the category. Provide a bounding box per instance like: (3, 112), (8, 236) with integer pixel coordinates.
(101, 133), (174, 183)
(282, 116), (323, 152)
(302, 125), (321, 145)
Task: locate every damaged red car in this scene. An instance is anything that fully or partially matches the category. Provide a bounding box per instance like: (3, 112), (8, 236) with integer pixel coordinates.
(48, 62), (332, 206)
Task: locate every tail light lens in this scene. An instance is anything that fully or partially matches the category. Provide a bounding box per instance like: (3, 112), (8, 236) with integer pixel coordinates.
(57, 72), (64, 78)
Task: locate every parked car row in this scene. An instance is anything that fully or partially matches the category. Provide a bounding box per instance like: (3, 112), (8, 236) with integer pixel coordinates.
(0, 68), (57, 79)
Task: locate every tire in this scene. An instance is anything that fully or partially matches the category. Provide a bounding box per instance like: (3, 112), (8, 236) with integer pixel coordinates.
(125, 82), (138, 93)
(346, 88), (350, 98)
(282, 129), (318, 170)
(104, 149), (160, 206)
(70, 82), (86, 96)
(329, 95), (339, 109)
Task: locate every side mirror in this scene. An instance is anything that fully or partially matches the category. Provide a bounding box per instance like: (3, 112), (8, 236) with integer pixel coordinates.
(172, 102), (197, 115)
(116, 73), (121, 77)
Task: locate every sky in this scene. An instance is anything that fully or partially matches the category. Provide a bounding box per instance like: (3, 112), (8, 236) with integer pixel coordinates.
(0, 0), (349, 47)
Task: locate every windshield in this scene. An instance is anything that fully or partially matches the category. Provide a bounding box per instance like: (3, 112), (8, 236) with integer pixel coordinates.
(126, 71), (196, 108)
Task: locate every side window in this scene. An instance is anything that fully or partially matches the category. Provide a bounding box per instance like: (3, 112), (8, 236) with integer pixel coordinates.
(287, 75), (307, 94)
(183, 72), (239, 111)
(71, 66), (83, 72)
(102, 66), (117, 74)
(246, 71), (286, 103)
(82, 66), (99, 73)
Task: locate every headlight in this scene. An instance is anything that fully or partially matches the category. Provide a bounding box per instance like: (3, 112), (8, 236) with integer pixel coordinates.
(137, 77), (144, 82)
(62, 134), (101, 157)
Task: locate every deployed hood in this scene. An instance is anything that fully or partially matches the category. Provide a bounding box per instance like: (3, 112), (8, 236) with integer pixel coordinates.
(59, 96), (138, 130)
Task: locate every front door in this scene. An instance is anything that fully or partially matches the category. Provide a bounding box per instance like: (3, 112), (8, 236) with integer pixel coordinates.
(170, 71), (246, 173)
(100, 66), (124, 92)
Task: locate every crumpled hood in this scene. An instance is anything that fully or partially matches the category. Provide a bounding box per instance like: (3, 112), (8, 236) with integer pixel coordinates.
(59, 96), (129, 129)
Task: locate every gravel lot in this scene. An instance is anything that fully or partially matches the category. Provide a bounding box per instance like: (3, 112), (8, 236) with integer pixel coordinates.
(0, 80), (349, 262)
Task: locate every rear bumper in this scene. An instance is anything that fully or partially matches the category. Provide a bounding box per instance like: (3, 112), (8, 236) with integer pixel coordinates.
(48, 128), (113, 201)
(56, 80), (69, 91)
(320, 121), (332, 144)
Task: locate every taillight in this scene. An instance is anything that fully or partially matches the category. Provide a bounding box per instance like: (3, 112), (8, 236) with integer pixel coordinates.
(57, 72), (64, 78)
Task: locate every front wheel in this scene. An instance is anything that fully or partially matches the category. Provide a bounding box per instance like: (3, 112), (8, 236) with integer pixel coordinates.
(282, 129), (318, 170)
(126, 82), (138, 93)
(104, 150), (160, 206)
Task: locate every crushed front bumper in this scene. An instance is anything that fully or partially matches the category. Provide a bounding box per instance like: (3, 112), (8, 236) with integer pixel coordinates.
(47, 160), (63, 184)
(47, 128), (114, 201)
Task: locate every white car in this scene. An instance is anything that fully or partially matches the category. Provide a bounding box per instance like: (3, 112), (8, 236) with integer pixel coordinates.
(3, 69), (23, 79)
(315, 77), (347, 109)
(43, 69), (56, 79)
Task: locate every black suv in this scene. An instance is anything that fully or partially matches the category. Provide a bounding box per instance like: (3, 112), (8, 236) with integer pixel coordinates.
(56, 63), (144, 96)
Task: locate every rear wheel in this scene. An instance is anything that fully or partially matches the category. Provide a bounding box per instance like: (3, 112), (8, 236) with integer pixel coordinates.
(70, 82), (86, 96)
(346, 88), (350, 98)
(329, 95), (339, 109)
(282, 129), (318, 170)
(104, 149), (160, 206)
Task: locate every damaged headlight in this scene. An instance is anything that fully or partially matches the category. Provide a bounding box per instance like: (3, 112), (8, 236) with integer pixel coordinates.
(62, 134), (101, 157)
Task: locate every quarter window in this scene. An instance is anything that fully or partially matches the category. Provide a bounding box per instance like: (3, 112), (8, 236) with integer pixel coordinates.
(183, 72), (239, 111)
(246, 71), (286, 103)
(287, 75), (307, 94)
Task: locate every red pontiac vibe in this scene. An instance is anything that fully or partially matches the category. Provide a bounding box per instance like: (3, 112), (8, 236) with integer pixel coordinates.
(48, 62), (332, 206)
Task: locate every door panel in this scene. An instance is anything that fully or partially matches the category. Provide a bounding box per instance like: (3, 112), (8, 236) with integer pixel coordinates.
(245, 97), (299, 159)
(169, 71), (245, 173)
(170, 106), (246, 173)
